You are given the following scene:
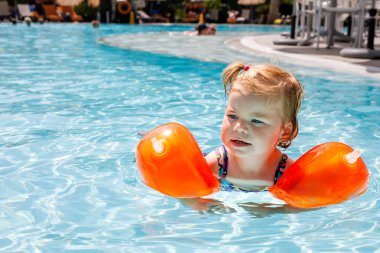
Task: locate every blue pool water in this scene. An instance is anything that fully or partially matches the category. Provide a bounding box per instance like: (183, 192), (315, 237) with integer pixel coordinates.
(0, 23), (379, 252)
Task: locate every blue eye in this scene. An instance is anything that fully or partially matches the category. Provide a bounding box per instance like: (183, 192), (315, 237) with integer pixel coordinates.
(251, 119), (264, 125)
(227, 114), (238, 120)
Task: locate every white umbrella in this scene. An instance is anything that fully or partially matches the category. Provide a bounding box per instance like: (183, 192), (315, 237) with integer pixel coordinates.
(56, 0), (82, 6)
(237, 0), (265, 5)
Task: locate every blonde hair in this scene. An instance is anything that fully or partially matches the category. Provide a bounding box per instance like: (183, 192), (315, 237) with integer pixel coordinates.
(222, 62), (304, 149)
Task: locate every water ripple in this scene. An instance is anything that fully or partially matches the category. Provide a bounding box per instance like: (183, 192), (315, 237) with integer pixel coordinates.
(0, 23), (379, 252)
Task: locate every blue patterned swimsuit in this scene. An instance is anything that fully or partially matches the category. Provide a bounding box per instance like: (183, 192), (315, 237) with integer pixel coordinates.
(215, 145), (288, 192)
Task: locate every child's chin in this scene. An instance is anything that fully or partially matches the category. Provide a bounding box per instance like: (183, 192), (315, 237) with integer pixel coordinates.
(228, 145), (254, 156)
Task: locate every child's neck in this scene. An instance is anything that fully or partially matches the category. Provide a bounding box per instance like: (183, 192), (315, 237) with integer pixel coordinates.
(228, 149), (282, 180)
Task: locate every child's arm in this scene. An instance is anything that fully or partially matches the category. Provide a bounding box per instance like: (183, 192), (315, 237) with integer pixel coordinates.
(205, 150), (220, 179)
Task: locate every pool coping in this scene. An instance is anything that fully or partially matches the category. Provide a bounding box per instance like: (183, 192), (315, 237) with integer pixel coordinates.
(99, 30), (380, 80)
(226, 33), (380, 79)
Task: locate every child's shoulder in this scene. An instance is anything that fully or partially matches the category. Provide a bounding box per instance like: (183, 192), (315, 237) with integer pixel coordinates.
(205, 147), (223, 177)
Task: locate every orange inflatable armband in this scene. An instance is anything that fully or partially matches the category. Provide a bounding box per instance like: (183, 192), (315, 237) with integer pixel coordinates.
(269, 142), (369, 208)
(136, 123), (220, 198)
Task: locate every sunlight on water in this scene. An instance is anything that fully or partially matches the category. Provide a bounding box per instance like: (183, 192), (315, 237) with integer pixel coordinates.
(0, 23), (379, 252)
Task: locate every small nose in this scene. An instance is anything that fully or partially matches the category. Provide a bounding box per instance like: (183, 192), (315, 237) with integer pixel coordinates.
(233, 120), (248, 134)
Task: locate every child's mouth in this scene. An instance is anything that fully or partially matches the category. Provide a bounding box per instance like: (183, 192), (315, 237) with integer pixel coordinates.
(231, 139), (251, 146)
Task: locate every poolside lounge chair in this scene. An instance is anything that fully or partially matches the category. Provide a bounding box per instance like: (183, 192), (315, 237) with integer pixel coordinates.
(0, 1), (10, 20)
(42, 4), (63, 22)
(17, 4), (43, 21)
(237, 9), (250, 23)
(208, 9), (219, 22)
(152, 13), (169, 23)
(136, 10), (169, 23)
(136, 10), (153, 23)
(60, 5), (83, 22)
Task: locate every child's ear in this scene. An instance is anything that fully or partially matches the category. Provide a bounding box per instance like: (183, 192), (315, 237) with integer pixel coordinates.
(280, 121), (293, 140)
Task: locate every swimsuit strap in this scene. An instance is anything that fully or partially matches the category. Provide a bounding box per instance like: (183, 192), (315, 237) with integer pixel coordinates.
(273, 154), (288, 184)
(216, 146), (287, 185)
(215, 145), (228, 179)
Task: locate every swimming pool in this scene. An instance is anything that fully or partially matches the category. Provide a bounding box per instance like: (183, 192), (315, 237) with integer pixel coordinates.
(0, 23), (379, 252)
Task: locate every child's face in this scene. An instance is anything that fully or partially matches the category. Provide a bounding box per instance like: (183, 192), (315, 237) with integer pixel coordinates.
(221, 87), (290, 158)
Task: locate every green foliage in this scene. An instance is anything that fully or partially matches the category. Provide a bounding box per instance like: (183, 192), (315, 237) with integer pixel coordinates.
(256, 4), (269, 14)
(175, 7), (186, 22)
(74, 1), (98, 22)
(204, 0), (221, 10)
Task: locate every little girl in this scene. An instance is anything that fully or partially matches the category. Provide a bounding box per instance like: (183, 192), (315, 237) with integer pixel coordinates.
(205, 62), (304, 192)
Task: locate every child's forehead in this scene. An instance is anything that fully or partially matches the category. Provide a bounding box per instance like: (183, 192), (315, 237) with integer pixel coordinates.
(231, 80), (278, 95)
(228, 90), (283, 112)
(229, 84), (282, 102)
(227, 89), (284, 115)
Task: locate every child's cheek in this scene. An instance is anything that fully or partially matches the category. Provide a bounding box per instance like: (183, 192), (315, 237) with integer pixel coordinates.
(220, 123), (229, 144)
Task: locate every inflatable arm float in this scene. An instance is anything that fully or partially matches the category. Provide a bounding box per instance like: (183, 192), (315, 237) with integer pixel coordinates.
(268, 142), (369, 208)
(136, 123), (369, 208)
(136, 123), (220, 198)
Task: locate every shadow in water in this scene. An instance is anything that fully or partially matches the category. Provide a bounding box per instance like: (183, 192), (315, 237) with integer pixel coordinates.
(180, 198), (320, 217)
(179, 198), (237, 214)
(238, 202), (319, 218)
